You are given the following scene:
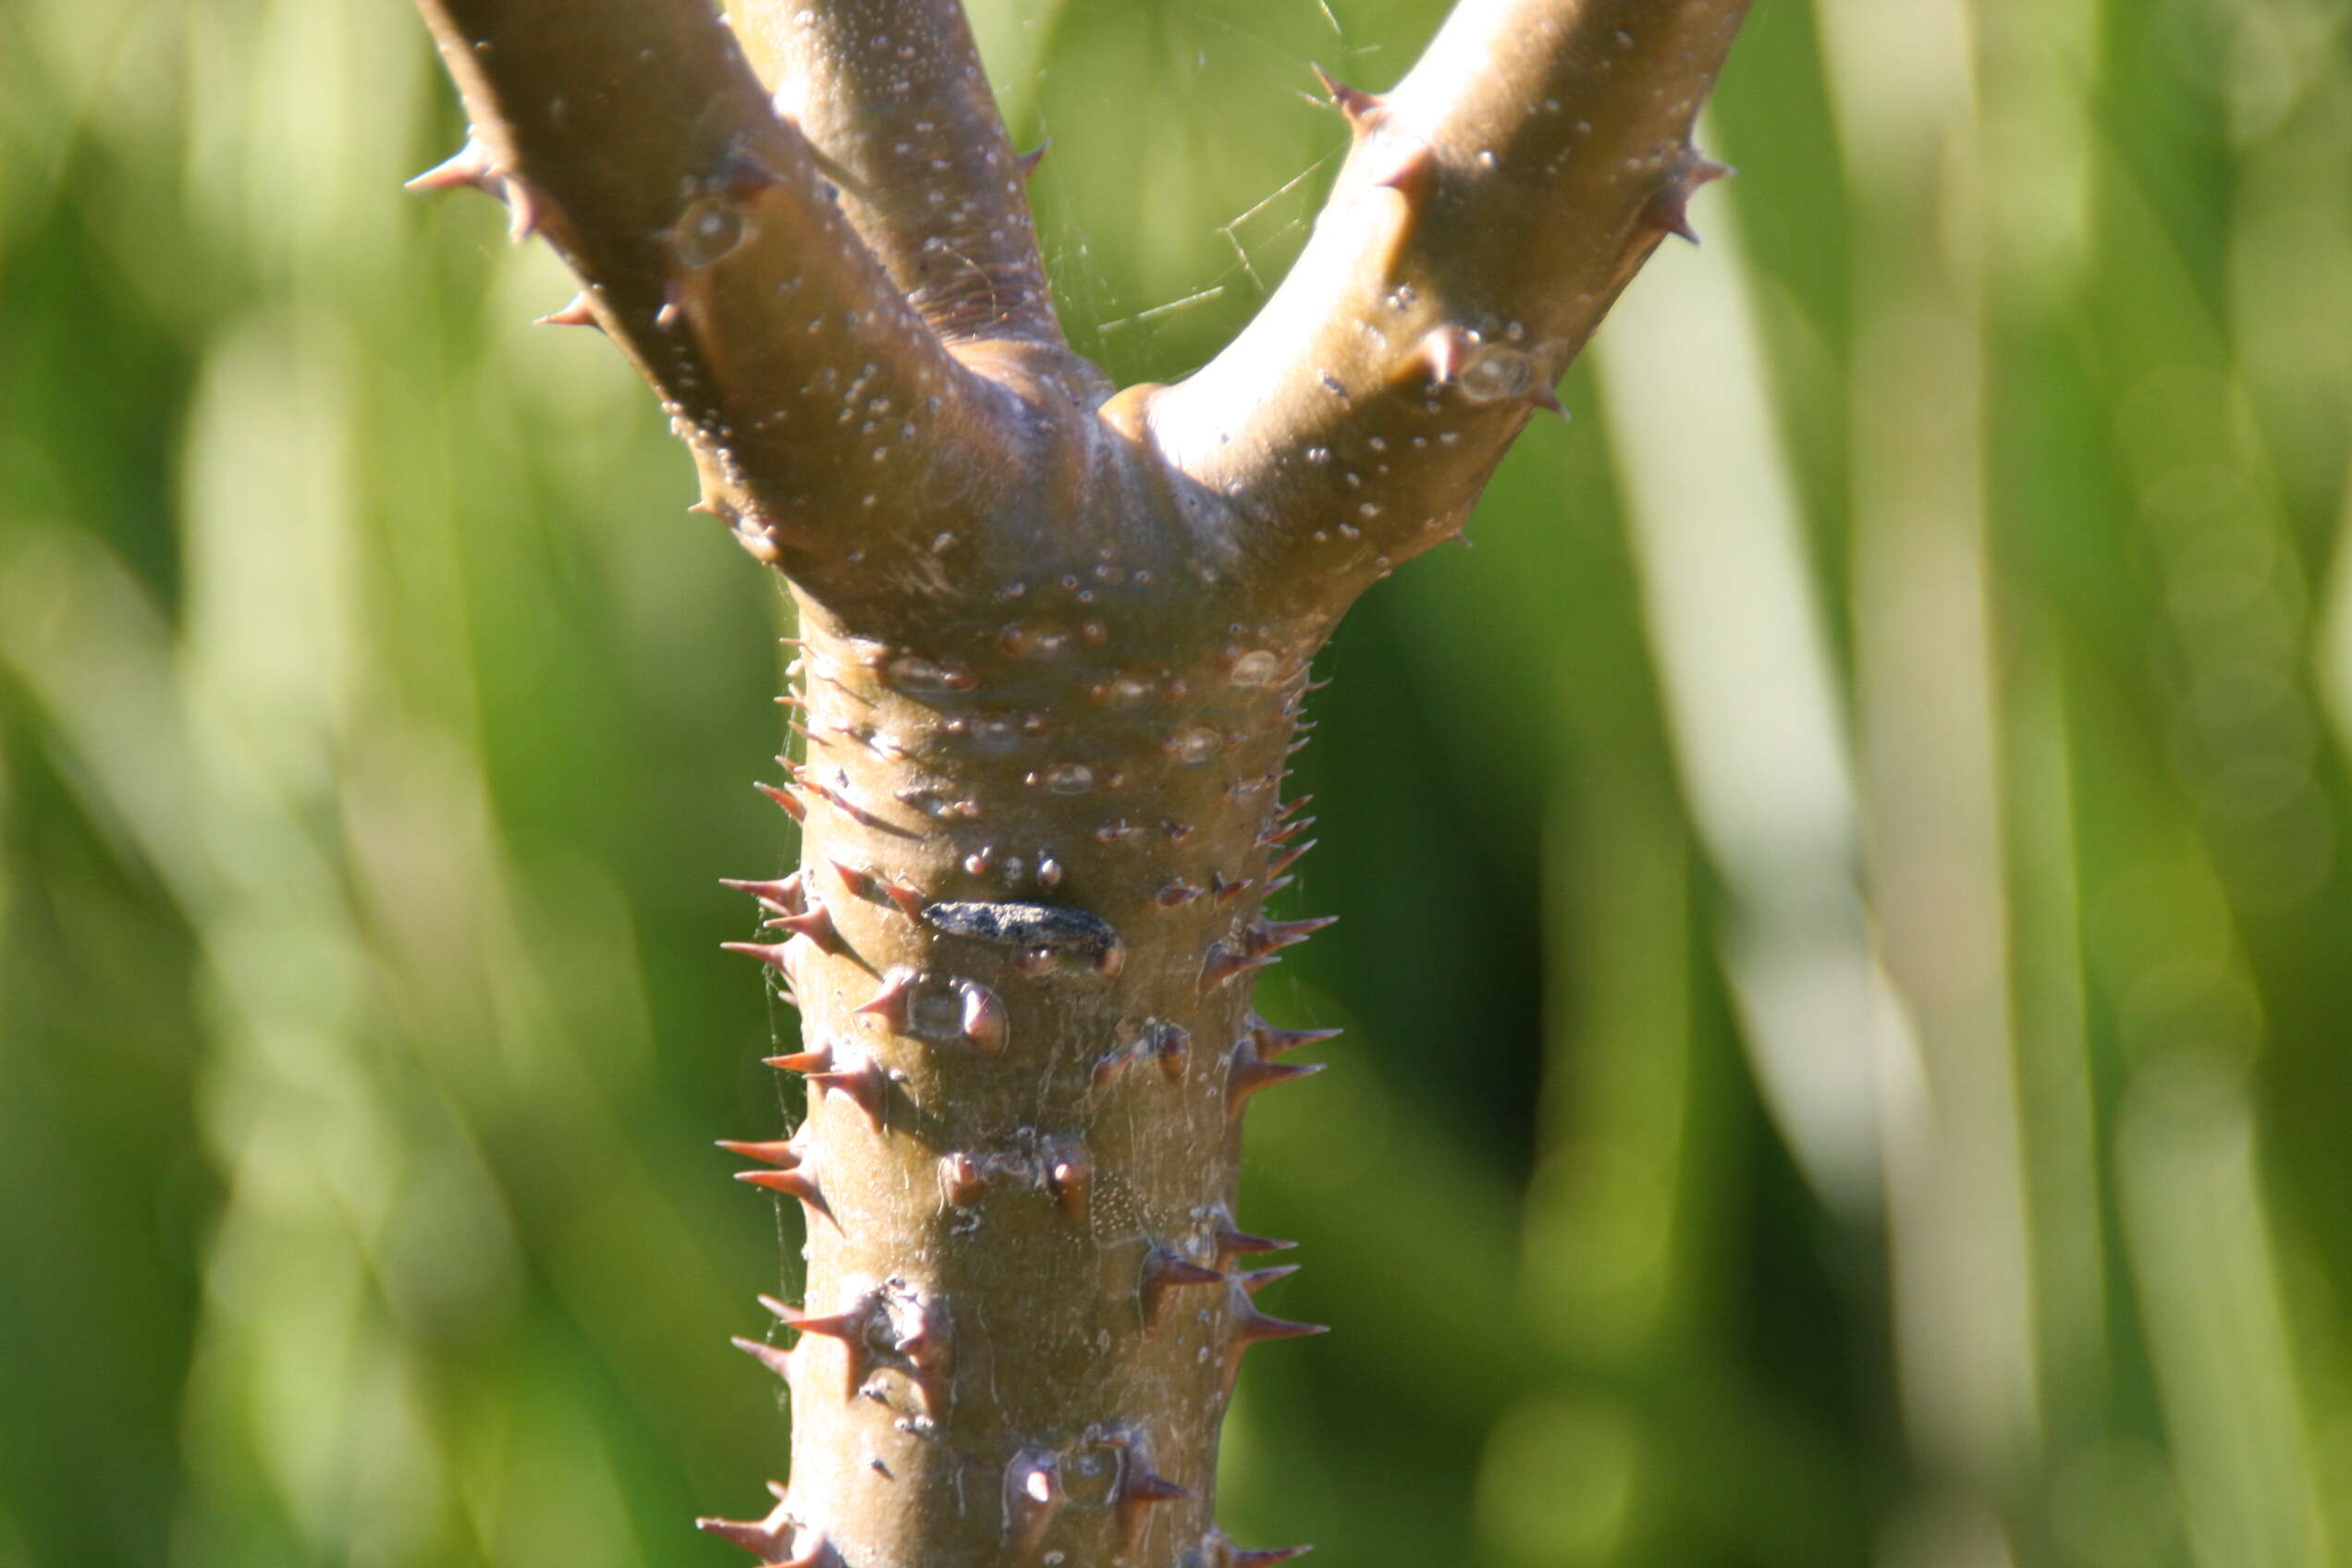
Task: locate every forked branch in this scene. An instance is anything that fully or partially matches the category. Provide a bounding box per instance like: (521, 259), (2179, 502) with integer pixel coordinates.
(414, 0), (1033, 590)
(1146, 0), (1750, 618)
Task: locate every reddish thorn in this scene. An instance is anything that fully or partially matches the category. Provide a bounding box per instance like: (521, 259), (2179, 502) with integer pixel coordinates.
(1243, 915), (1337, 956)
(1237, 1263), (1301, 1294)
(1015, 140), (1050, 181)
(787, 719), (816, 745)
(1231, 1292), (1329, 1346)
(1144, 1246), (1227, 1321)
(959, 983), (1008, 1051)
(722, 940), (796, 974)
(882, 880), (927, 920)
(1258, 816), (1315, 849)
(1199, 942), (1281, 994)
(828, 857), (874, 896)
(1158, 879), (1205, 907)
(502, 177), (545, 243)
(856, 966), (920, 1028)
(729, 1333), (796, 1382)
(1044, 1136), (1091, 1219)
(1278, 793), (1315, 818)
(771, 905), (848, 956)
(735, 1168), (834, 1224)
(753, 780), (806, 822)
(1286, 736), (1312, 756)
(720, 874), (805, 913)
(715, 1138), (802, 1167)
(534, 293), (600, 329)
(404, 141), (496, 194)
(1531, 384), (1567, 417)
(1263, 875), (1297, 896)
(1229, 1044), (1325, 1119)
(940, 1151), (988, 1206)
(693, 1494), (800, 1562)
(1211, 873), (1253, 905)
(1250, 1015), (1344, 1058)
(806, 1056), (890, 1128)
(764, 1045), (832, 1074)
(1153, 1023), (1193, 1082)
(1120, 1465), (1191, 1507)
(1419, 325), (1473, 386)
(716, 146), (784, 202)
(774, 692), (809, 710)
(1212, 1214), (1297, 1262)
(763, 1293), (865, 1343)
(1310, 64), (1382, 130)
(1266, 839), (1317, 876)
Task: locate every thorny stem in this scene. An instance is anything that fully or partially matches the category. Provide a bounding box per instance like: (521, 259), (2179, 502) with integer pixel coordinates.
(409, 1), (1751, 1564)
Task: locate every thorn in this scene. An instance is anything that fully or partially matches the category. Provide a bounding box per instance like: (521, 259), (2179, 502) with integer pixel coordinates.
(534, 292), (601, 330)
(1237, 1264), (1301, 1295)
(754, 779), (806, 823)
(1004, 1449), (1063, 1562)
(768, 903), (849, 957)
(1152, 1022), (1193, 1082)
(1531, 383), (1567, 417)
(940, 1151), (989, 1206)
(1266, 839), (1317, 876)
(959, 982), (1008, 1051)
(695, 1491), (820, 1563)
(716, 145), (784, 202)
(1211, 873), (1253, 905)
(1228, 1042), (1325, 1121)
(1243, 915), (1338, 956)
(1211, 1213), (1297, 1263)
(1249, 1015), (1344, 1058)
(404, 139), (497, 194)
(1015, 141), (1051, 182)
(1199, 941), (1280, 994)
(1212, 1535), (1314, 1568)
(1263, 876), (1296, 897)
(729, 1333), (796, 1383)
(1114, 1455), (1192, 1551)
(736, 1168), (835, 1225)
(722, 940), (796, 975)
(1144, 1246), (1228, 1323)
(1257, 816), (1316, 849)
(1231, 1290), (1329, 1348)
(716, 1138), (802, 1167)
(1277, 793), (1315, 819)
(1366, 139), (1439, 200)
(882, 879), (928, 920)
(1044, 1137), (1091, 1219)
(1417, 325), (1473, 386)
(1310, 64), (1382, 132)
(502, 177), (546, 243)
(856, 966), (920, 1028)
(1652, 155), (1730, 246)
(721, 874), (805, 913)
(765, 1292), (875, 1397)
(764, 1044), (832, 1074)
(1158, 878), (1205, 907)
(774, 692), (809, 710)
(806, 1053), (890, 1128)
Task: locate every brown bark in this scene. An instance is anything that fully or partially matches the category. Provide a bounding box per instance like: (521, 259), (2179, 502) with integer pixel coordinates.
(407, 1), (1751, 1563)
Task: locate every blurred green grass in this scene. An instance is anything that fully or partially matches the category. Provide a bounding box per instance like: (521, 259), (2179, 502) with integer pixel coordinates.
(3, 1), (2349, 1565)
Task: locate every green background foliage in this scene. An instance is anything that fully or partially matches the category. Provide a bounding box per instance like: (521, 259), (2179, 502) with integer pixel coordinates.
(4, 1), (2349, 1564)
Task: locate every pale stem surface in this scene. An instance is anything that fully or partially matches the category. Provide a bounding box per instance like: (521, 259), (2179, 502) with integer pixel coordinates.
(406, 0), (1753, 1563)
